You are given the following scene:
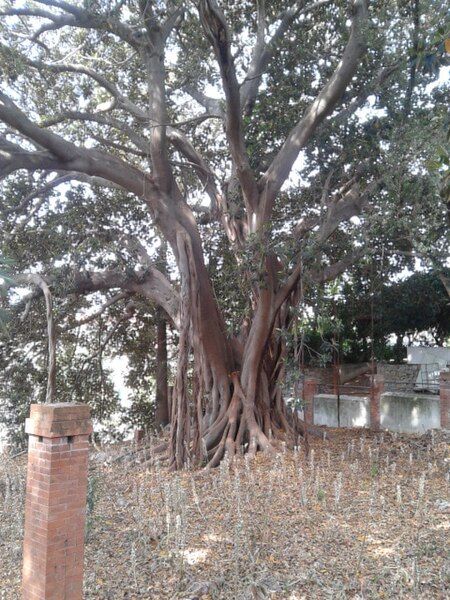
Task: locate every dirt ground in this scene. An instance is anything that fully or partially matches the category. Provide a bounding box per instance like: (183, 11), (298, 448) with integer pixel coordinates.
(1, 428), (449, 599)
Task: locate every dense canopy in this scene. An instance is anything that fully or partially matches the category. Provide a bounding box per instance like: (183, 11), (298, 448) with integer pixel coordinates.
(0, 0), (448, 462)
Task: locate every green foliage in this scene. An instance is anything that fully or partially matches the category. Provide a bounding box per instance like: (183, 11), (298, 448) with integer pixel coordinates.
(0, 0), (448, 444)
(0, 255), (14, 326)
(335, 270), (450, 362)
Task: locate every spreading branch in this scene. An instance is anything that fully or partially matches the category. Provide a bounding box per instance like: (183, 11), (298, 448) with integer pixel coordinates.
(241, 0), (333, 116)
(259, 0), (369, 214)
(199, 0), (259, 213)
(60, 292), (131, 332)
(182, 84), (224, 119)
(0, 90), (165, 212)
(310, 249), (365, 284)
(8, 265), (180, 330)
(1, 0), (141, 48)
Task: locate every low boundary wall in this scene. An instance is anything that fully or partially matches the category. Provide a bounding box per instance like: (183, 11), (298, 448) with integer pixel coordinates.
(312, 392), (440, 433)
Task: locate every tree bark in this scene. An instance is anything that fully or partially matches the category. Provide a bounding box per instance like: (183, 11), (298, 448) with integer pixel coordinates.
(0, 0), (372, 468)
(154, 307), (169, 428)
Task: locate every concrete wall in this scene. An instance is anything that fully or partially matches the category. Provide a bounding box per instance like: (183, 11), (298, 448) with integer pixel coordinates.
(314, 394), (370, 428)
(312, 391), (440, 433)
(380, 392), (440, 433)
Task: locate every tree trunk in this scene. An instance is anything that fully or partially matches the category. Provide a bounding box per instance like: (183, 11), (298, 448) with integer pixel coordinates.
(394, 333), (404, 363)
(154, 307), (169, 428)
(167, 241), (310, 469)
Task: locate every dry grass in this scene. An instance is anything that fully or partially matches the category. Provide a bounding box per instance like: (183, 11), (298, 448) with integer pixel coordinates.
(1, 428), (449, 599)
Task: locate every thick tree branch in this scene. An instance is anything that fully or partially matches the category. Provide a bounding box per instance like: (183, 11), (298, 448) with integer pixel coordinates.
(135, 4), (181, 199)
(168, 129), (219, 207)
(143, 57), (173, 194)
(182, 84), (224, 119)
(0, 8), (57, 19)
(0, 137), (62, 178)
(310, 249), (365, 283)
(241, 0), (333, 116)
(259, 0), (369, 212)
(0, 90), (89, 161)
(30, 0), (140, 47)
(40, 109), (152, 156)
(199, 0), (259, 213)
(168, 128), (246, 246)
(68, 268), (180, 327)
(0, 90), (164, 210)
(162, 6), (185, 40)
(9, 266), (180, 330)
(314, 178), (381, 246)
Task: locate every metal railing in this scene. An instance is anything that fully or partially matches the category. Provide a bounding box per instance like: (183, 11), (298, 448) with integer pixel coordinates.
(314, 380), (440, 397)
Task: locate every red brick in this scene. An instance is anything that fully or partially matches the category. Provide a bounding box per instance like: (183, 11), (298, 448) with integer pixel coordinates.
(22, 403), (91, 600)
(303, 378), (317, 425)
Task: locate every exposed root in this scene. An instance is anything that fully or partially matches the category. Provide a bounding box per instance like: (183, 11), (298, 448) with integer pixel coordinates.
(168, 335), (326, 468)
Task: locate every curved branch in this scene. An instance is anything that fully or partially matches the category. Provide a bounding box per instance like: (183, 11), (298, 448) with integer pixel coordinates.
(314, 178), (381, 246)
(241, 0), (333, 116)
(162, 6), (185, 40)
(9, 266), (180, 330)
(182, 84), (224, 119)
(0, 137), (63, 178)
(199, 0), (259, 213)
(31, 0), (140, 48)
(310, 249), (365, 284)
(71, 269), (180, 328)
(2, 173), (74, 216)
(40, 109), (152, 155)
(259, 0), (369, 211)
(2, 45), (156, 125)
(0, 91), (164, 211)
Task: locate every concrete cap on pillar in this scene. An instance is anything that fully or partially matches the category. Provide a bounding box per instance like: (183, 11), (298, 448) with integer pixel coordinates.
(25, 402), (93, 438)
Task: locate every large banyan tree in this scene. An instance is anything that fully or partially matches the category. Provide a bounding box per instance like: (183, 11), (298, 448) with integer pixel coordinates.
(0, 0), (448, 466)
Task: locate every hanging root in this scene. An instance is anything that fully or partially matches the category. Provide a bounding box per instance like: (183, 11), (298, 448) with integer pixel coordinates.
(200, 373), (278, 468)
(201, 395), (326, 468)
(168, 360), (326, 469)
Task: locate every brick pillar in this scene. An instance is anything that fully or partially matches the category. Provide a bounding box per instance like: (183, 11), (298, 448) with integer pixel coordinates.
(370, 374), (384, 431)
(440, 371), (450, 429)
(23, 403), (92, 600)
(303, 378), (318, 425)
